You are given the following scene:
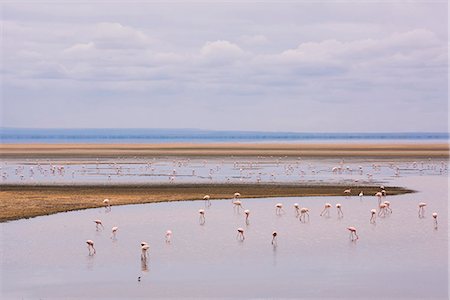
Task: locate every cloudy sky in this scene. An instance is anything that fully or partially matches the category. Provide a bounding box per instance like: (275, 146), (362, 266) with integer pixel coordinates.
(1, 1), (448, 132)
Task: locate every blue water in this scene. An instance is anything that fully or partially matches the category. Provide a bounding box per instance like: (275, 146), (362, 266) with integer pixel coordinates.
(1, 128), (448, 144)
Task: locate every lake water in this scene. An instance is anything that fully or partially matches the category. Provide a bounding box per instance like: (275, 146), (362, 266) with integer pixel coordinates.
(1, 158), (448, 299)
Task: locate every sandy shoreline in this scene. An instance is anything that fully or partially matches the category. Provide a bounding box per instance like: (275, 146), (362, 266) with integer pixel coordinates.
(0, 183), (413, 222)
(1, 143), (448, 158)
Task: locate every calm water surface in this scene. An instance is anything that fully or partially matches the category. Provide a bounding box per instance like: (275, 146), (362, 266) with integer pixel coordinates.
(1, 159), (448, 299)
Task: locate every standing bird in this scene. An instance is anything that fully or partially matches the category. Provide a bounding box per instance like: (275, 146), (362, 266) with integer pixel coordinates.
(271, 231), (278, 245)
(103, 199), (111, 211)
(370, 209), (377, 224)
(198, 209), (206, 225)
(299, 208), (310, 223)
(432, 212), (438, 228)
(378, 203), (387, 217)
(347, 227), (359, 241)
(236, 228), (245, 240)
(86, 240), (96, 255)
(320, 203), (332, 217)
(344, 189), (351, 197)
(294, 203), (300, 217)
(383, 201), (392, 214)
(359, 191), (364, 199)
(418, 202), (427, 218)
(165, 230), (172, 243)
(336, 203), (344, 218)
(141, 242), (149, 259)
(244, 209), (250, 225)
(94, 219), (104, 230)
(375, 192), (383, 205)
(203, 195), (211, 207)
(275, 203), (284, 215)
(233, 200), (244, 212)
(111, 226), (118, 239)
(233, 192), (241, 201)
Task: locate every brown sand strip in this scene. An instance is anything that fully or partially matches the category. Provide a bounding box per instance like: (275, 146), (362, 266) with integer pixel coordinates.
(0, 184), (414, 222)
(0, 143), (448, 158)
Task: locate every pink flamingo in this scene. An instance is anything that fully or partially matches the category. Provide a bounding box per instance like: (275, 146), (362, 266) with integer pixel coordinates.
(370, 209), (377, 223)
(94, 219), (104, 230)
(111, 226), (118, 239)
(103, 199), (111, 211)
(271, 231), (278, 245)
(320, 203), (332, 217)
(432, 212), (438, 228)
(141, 242), (149, 259)
(275, 203), (284, 215)
(244, 209), (250, 224)
(336, 203), (343, 218)
(203, 195), (211, 207)
(86, 240), (96, 255)
(347, 227), (359, 241)
(165, 230), (172, 243)
(236, 228), (245, 240)
(383, 201), (392, 214)
(378, 203), (387, 217)
(299, 208), (310, 222)
(199, 209), (206, 224)
(418, 202), (427, 218)
(233, 200), (243, 212)
(344, 189), (351, 197)
(294, 203), (300, 217)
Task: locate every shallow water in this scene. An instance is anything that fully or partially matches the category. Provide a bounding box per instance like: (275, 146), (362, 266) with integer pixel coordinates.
(1, 175), (448, 299)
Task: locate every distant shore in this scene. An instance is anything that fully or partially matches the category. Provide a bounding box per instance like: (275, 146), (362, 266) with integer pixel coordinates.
(0, 143), (448, 158)
(0, 183), (414, 222)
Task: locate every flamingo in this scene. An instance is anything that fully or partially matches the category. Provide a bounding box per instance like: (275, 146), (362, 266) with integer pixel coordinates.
(320, 203), (332, 217)
(271, 231), (278, 245)
(359, 191), (363, 199)
(199, 209), (206, 224)
(344, 189), (351, 197)
(381, 189), (387, 196)
(237, 228), (245, 240)
(111, 226), (118, 239)
(378, 203), (387, 217)
(347, 227), (359, 241)
(141, 242), (149, 259)
(165, 230), (172, 243)
(418, 202), (427, 218)
(203, 195), (211, 207)
(233, 200), (243, 212)
(375, 192), (383, 204)
(336, 203), (343, 218)
(370, 209), (377, 223)
(383, 201), (392, 214)
(94, 219), (104, 230)
(432, 212), (438, 228)
(275, 203), (284, 215)
(244, 209), (250, 224)
(103, 199), (111, 211)
(299, 208), (310, 222)
(86, 240), (96, 255)
(233, 192), (241, 201)
(294, 203), (300, 217)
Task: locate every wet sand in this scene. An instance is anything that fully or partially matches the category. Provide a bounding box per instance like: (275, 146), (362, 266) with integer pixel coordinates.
(1, 143), (449, 158)
(0, 184), (413, 222)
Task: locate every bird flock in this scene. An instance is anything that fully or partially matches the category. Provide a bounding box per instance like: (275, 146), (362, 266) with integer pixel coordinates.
(86, 187), (439, 281)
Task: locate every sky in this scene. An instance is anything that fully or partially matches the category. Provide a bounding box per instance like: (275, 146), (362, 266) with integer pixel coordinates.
(0, 1), (448, 132)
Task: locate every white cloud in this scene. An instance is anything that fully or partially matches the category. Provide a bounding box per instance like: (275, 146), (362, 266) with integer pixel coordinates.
(200, 40), (247, 64)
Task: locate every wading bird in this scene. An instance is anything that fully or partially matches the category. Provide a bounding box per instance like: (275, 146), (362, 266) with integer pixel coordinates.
(347, 227), (359, 241)
(237, 228), (245, 240)
(203, 195), (211, 207)
(244, 209), (250, 224)
(299, 208), (310, 222)
(199, 209), (206, 225)
(336, 203), (343, 218)
(418, 202), (427, 218)
(141, 242), (149, 259)
(165, 230), (172, 243)
(370, 209), (377, 223)
(233, 200), (243, 212)
(275, 203), (284, 215)
(111, 226), (118, 239)
(272, 231), (278, 245)
(94, 219), (104, 230)
(86, 240), (96, 255)
(103, 199), (111, 211)
(320, 203), (332, 217)
(294, 203), (300, 217)
(432, 212), (438, 228)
